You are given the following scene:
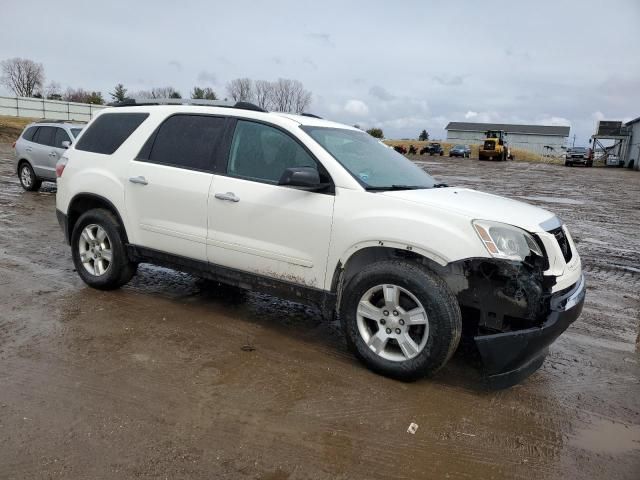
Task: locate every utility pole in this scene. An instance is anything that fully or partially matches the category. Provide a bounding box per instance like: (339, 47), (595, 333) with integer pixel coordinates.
(572, 134), (576, 147)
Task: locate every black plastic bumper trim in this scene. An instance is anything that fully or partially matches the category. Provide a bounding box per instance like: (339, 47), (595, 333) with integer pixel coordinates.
(474, 274), (586, 387)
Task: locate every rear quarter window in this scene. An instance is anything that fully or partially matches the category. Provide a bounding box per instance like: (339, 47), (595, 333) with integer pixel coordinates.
(22, 126), (39, 141)
(75, 113), (149, 155)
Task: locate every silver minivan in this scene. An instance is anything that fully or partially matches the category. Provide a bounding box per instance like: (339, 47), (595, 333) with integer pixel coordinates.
(14, 121), (84, 191)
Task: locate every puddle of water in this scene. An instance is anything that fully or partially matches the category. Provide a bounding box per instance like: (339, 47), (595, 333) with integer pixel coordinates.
(570, 418), (640, 454)
(519, 196), (584, 205)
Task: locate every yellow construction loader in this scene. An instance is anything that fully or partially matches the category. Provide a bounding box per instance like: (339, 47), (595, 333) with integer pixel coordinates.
(478, 130), (512, 161)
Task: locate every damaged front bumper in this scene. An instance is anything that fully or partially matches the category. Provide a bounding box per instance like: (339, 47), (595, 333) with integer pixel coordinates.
(475, 274), (585, 388)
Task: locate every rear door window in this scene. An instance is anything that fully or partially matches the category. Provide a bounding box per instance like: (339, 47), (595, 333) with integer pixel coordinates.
(54, 128), (71, 148)
(75, 113), (149, 155)
(33, 126), (56, 146)
(142, 114), (226, 172)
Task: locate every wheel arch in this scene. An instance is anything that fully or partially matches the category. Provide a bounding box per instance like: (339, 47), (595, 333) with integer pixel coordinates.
(17, 158), (32, 174)
(330, 244), (450, 310)
(67, 193), (129, 244)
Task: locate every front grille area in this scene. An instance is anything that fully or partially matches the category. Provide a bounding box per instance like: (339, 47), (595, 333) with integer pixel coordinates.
(550, 227), (572, 263)
(483, 140), (495, 150)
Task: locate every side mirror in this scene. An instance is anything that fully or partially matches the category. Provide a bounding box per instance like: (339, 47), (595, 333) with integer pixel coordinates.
(61, 140), (71, 149)
(278, 167), (328, 191)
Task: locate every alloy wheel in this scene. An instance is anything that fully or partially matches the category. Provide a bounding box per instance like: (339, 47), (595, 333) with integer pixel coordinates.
(20, 165), (33, 188)
(356, 284), (429, 362)
(78, 224), (113, 276)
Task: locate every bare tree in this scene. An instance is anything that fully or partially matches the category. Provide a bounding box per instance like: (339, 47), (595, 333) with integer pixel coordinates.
(226, 78), (254, 102)
(0, 57), (44, 97)
(292, 82), (312, 114)
(45, 81), (62, 100)
(63, 88), (104, 105)
(254, 80), (273, 110)
(270, 78), (311, 113)
(134, 86), (181, 99)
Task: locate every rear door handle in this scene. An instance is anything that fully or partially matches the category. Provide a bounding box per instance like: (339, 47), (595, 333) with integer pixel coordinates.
(26, 147), (32, 152)
(214, 192), (240, 202)
(129, 176), (148, 185)
(49, 151), (57, 157)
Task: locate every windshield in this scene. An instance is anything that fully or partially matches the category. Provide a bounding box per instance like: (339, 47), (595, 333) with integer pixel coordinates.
(453, 145), (465, 149)
(571, 147), (586, 152)
(302, 126), (436, 190)
(70, 128), (83, 138)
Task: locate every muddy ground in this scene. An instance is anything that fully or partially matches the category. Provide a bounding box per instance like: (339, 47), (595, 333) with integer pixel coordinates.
(0, 144), (638, 479)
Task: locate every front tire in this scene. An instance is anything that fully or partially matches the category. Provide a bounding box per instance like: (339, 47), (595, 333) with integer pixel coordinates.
(18, 162), (42, 191)
(340, 260), (462, 381)
(71, 208), (137, 290)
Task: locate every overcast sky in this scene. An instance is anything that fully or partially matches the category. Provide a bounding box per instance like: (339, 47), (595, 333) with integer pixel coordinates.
(2, 0), (639, 144)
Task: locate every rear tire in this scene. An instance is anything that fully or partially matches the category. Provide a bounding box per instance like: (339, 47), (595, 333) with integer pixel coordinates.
(18, 162), (42, 191)
(71, 208), (137, 290)
(340, 260), (462, 381)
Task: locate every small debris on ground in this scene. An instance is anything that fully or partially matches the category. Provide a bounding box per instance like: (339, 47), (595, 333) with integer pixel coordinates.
(241, 337), (256, 352)
(407, 423), (419, 434)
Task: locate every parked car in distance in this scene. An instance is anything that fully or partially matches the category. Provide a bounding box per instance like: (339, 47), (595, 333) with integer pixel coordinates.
(14, 120), (85, 190)
(55, 99), (585, 387)
(565, 147), (593, 167)
(420, 142), (444, 156)
(449, 144), (470, 158)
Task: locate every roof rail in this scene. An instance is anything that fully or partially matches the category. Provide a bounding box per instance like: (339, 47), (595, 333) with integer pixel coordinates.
(108, 98), (268, 112)
(301, 112), (322, 119)
(34, 119), (87, 124)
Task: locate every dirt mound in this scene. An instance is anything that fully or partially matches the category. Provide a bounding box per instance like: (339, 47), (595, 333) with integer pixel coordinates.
(0, 115), (35, 144)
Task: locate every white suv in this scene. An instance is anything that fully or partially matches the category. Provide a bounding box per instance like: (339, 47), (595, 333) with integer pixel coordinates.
(55, 100), (585, 387)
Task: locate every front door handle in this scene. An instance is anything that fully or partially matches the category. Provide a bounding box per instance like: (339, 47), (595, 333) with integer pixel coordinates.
(129, 176), (148, 185)
(26, 147), (32, 152)
(49, 151), (57, 157)
(214, 192), (240, 202)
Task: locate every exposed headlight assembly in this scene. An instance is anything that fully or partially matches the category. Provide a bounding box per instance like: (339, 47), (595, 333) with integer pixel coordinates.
(473, 220), (543, 261)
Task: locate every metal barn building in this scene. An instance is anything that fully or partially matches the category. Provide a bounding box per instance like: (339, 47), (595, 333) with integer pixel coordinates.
(445, 122), (570, 156)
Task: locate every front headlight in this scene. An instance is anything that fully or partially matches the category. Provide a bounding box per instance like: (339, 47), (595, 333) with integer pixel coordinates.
(473, 220), (543, 261)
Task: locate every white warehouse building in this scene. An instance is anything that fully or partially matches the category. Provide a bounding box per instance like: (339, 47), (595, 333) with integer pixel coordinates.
(445, 122), (570, 156)
(623, 116), (640, 171)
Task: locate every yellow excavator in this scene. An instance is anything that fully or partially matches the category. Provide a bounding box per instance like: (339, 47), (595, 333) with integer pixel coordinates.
(478, 130), (512, 161)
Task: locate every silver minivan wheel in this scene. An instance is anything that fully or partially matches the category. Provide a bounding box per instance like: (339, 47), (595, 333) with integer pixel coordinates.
(356, 284), (429, 362)
(78, 224), (113, 276)
(20, 164), (33, 188)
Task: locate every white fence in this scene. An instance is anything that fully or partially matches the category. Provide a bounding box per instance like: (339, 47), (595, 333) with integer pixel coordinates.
(0, 95), (108, 122)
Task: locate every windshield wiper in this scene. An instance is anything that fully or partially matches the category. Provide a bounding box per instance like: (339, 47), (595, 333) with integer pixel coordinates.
(433, 183), (449, 188)
(365, 184), (430, 191)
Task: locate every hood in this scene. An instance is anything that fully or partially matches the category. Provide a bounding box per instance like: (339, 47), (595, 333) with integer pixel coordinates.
(380, 187), (558, 233)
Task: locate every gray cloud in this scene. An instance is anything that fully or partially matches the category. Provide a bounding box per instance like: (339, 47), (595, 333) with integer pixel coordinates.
(369, 85), (396, 101)
(432, 75), (466, 87)
(306, 33), (333, 47)
(168, 60), (182, 71)
(197, 70), (217, 85)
